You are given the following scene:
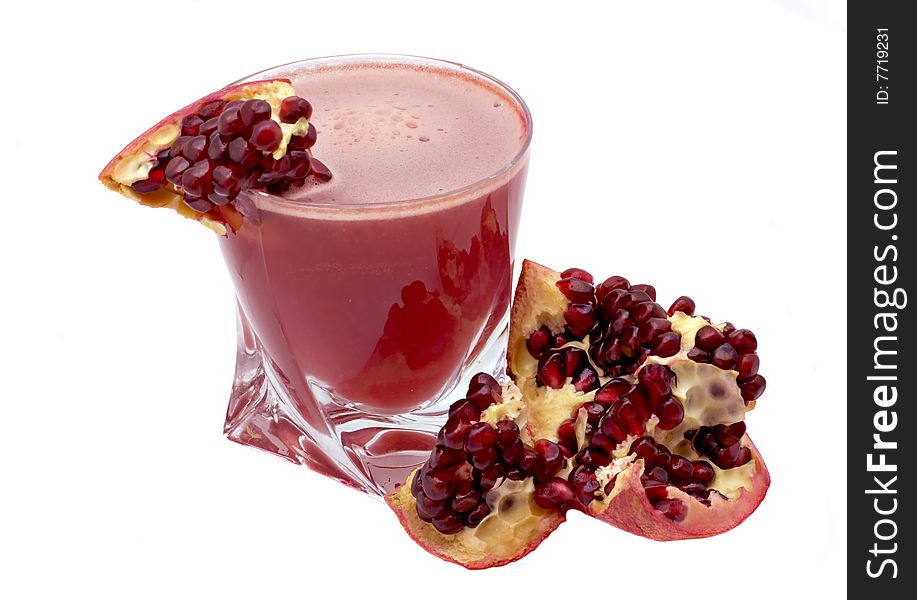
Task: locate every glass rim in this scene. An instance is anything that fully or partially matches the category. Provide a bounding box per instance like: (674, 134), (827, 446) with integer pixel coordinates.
(229, 53), (532, 214)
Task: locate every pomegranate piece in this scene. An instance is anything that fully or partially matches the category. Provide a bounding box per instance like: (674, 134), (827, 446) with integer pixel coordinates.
(99, 78), (330, 234)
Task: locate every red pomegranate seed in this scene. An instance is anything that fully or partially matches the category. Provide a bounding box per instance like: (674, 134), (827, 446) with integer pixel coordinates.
(212, 165), (241, 197)
(171, 135), (191, 158)
(561, 268), (594, 284)
(556, 277), (595, 303)
(310, 157), (333, 181)
(577, 402), (606, 425)
(183, 196), (213, 212)
(250, 119), (283, 152)
(552, 332), (569, 347)
(572, 367), (599, 392)
(611, 397), (645, 436)
(588, 431), (617, 453)
(668, 456), (694, 483)
(654, 498), (688, 521)
(632, 301), (666, 323)
(653, 332), (681, 357)
(600, 288), (628, 315)
(449, 399), (481, 422)
(518, 449), (538, 476)
(228, 138), (260, 167)
(557, 419), (578, 449)
(197, 99), (225, 120)
(695, 325), (725, 351)
(577, 447), (612, 468)
(411, 471), (424, 497)
(534, 439), (564, 479)
(182, 136), (207, 162)
(478, 464), (503, 491)
(466, 385), (499, 411)
(464, 422), (498, 453)
(240, 99), (272, 126)
(740, 375), (767, 402)
(415, 492), (445, 521)
(200, 117), (219, 136)
(428, 446), (465, 469)
(526, 327), (552, 358)
(668, 296), (696, 316)
(735, 446), (753, 467)
(181, 114), (204, 136)
(655, 397), (685, 430)
(564, 348), (587, 375)
(451, 489), (481, 513)
(180, 159), (213, 197)
(737, 353), (760, 379)
(534, 477), (578, 511)
(164, 157), (190, 186)
(600, 414), (628, 442)
(647, 466), (669, 483)
(537, 351), (567, 388)
(712, 343), (738, 370)
(439, 415), (471, 449)
(501, 439), (524, 464)
(564, 302), (597, 336)
(218, 105), (248, 137)
(279, 96), (313, 123)
(289, 124), (318, 150)
(630, 283), (657, 301)
(687, 347), (709, 362)
(692, 461), (715, 485)
(594, 379), (632, 406)
(470, 448), (497, 470)
(569, 465), (600, 505)
(642, 479), (668, 502)
(596, 276), (631, 302)
(432, 510), (465, 534)
(495, 420), (520, 450)
(627, 290), (652, 306)
(207, 191), (230, 206)
(638, 317), (672, 340)
(421, 469), (455, 501)
(465, 502), (491, 526)
(728, 329), (758, 353)
(206, 132), (228, 161)
(715, 422), (746, 446)
(286, 151), (313, 179)
(713, 443), (741, 469)
(681, 482), (709, 498)
(131, 167), (166, 194)
(638, 364), (675, 401)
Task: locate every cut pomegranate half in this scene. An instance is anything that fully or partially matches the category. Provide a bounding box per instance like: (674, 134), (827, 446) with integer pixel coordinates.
(507, 260), (770, 541)
(99, 79), (325, 234)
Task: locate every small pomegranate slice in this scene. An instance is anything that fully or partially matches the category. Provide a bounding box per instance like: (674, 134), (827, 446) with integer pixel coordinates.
(99, 79), (330, 234)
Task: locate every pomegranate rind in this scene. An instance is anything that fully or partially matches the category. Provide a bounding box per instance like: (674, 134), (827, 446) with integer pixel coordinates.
(98, 79), (303, 235)
(386, 470), (565, 570)
(593, 435), (769, 540)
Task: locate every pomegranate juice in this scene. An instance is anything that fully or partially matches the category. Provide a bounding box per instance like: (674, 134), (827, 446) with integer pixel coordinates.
(220, 60), (529, 417)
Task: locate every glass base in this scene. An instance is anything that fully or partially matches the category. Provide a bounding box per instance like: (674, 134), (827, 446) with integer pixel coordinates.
(223, 306), (509, 496)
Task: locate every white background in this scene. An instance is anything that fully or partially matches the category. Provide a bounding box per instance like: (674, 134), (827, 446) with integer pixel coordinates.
(0, 1), (846, 597)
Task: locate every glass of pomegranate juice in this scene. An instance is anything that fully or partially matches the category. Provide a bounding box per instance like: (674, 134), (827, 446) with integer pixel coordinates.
(219, 55), (530, 495)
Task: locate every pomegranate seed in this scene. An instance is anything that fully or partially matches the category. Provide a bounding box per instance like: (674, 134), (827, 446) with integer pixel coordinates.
(428, 446), (465, 469)
(451, 489), (481, 513)
(569, 465), (600, 505)
(552, 332), (569, 347)
(432, 510), (465, 534)
(534, 477), (578, 511)
(713, 443), (741, 469)
(715, 421), (747, 446)
(165, 156), (191, 186)
(722, 322), (736, 335)
(588, 431), (617, 453)
(449, 399), (481, 421)
(181, 136), (206, 162)
(180, 160), (213, 197)
(577, 448), (611, 468)
(653, 332), (681, 357)
(250, 119), (283, 152)
(465, 502), (491, 526)
(501, 439), (524, 464)
(728, 329), (758, 353)
(564, 302), (596, 336)
(199, 117), (219, 136)
(687, 347), (709, 362)
(310, 158), (333, 181)
(594, 379), (632, 406)
(577, 402), (607, 425)
(556, 277), (595, 303)
(228, 138), (260, 167)
(286, 151), (313, 179)
(557, 420), (578, 449)
(647, 466), (669, 483)
(212, 165), (241, 197)
(668, 456), (694, 483)
(619, 326), (641, 356)
(411, 471), (424, 497)
(632, 301), (666, 322)
(563, 348), (586, 375)
(466, 386), (499, 411)
(735, 446), (753, 466)
(638, 364), (675, 401)
(217, 106), (247, 137)
(131, 167), (166, 193)
(611, 397), (645, 436)
(537, 351), (567, 388)
(470, 448), (497, 470)
(181, 114), (204, 136)
(477, 464), (503, 491)
(464, 423), (498, 453)
(627, 290), (652, 306)
(737, 353), (760, 379)
(572, 367), (599, 392)
(654, 498), (688, 521)
(695, 325), (725, 351)
(639, 317), (672, 340)
(183, 196), (213, 212)
(668, 296), (696, 316)
(207, 132), (228, 161)
(741, 374), (767, 402)
(600, 288), (628, 315)
(712, 343), (738, 370)
(421, 469), (455, 501)
(495, 420), (520, 450)
(600, 414), (628, 442)
(534, 439), (564, 479)
(197, 99), (225, 120)
(681, 482), (709, 498)
(207, 191), (230, 206)
(279, 96), (313, 123)
(439, 415), (471, 449)
(596, 276), (631, 302)
(526, 327), (552, 358)
(518, 449), (538, 476)
(414, 492), (445, 521)
(289, 124), (318, 150)
(630, 284), (657, 301)
(655, 397), (685, 430)
(642, 479), (668, 502)
(561, 268), (594, 284)
(240, 99), (272, 126)
(692, 461), (715, 485)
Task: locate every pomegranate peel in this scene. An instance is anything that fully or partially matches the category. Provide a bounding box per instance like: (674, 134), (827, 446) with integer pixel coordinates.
(99, 79), (318, 234)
